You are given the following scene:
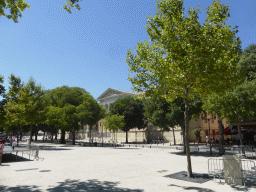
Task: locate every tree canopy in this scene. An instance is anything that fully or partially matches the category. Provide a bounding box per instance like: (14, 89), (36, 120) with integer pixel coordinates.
(109, 96), (146, 143)
(126, 0), (242, 177)
(0, 0), (82, 23)
(102, 114), (125, 132)
(2, 76), (49, 143)
(237, 44), (256, 81)
(48, 86), (105, 144)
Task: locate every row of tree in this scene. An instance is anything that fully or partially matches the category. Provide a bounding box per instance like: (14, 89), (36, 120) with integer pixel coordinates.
(0, 75), (105, 145)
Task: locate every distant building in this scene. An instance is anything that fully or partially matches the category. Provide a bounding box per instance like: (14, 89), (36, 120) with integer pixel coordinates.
(70, 88), (183, 144)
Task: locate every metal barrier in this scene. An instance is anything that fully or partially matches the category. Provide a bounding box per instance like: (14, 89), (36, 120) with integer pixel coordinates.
(3, 144), (40, 161)
(208, 157), (256, 186)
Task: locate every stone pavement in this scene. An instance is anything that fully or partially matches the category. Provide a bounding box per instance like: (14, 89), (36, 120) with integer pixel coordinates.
(0, 142), (256, 192)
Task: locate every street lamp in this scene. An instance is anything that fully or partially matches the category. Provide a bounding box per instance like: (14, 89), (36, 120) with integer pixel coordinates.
(208, 118), (212, 155)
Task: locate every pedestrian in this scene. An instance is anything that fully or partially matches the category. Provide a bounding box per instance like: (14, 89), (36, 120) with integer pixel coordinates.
(12, 139), (16, 150)
(9, 137), (12, 146)
(0, 143), (4, 165)
(1, 138), (6, 144)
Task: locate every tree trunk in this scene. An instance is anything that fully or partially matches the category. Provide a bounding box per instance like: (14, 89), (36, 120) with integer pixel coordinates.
(172, 127), (176, 145)
(29, 125), (33, 144)
(60, 129), (66, 144)
(43, 131), (45, 143)
(51, 132), (54, 143)
(72, 130), (75, 145)
(126, 131), (128, 143)
(181, 125), (186, 153)
(89, 125), (92, 143)
(218, 117), (225, 156)
(237, 119), (244, 155)
(55, 131), (58, 140)
(184, 88), (192, 177)
(20, 131), (22, 141)
(35, 131), (38, 141)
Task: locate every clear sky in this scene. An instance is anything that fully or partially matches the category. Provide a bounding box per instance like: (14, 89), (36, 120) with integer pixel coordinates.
(1, 0), (256, 101)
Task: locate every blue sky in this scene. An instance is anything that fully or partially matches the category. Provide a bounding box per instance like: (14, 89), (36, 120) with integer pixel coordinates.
(1, 0), (256, 101)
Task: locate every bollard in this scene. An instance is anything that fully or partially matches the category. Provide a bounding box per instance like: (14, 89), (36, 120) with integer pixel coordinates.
(143, 145), (144, 148)
(129, 145), (130, 147)
(123, 144), (124, 147)
(150, 145), (151, 148)
(136, 145), (137, 148)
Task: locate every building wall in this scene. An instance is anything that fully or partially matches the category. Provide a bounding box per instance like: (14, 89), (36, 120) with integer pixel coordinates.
(188, 112), (230, 143)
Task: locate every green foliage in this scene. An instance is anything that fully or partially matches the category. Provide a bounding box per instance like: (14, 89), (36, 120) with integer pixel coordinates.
(0, 75), (6, 130)
(76, 93), (106, 127)
(127, 0), (242, 102)
(62, 0), (82, 13)
(126, 0), (241, 177)
(143, 96), (202, 131)
(2, 76), (49, 135)
(48, 86), (105, 132)
(203, 79), (256, 124)
(0, 0), (30, 23)
(102, 114), (125, 132)
(237, 44), (256, 81)
(109, 96), (146, 132)
(0, 0), (82, 23)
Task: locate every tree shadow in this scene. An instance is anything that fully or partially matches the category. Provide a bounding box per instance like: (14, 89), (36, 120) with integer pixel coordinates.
(169, 151), (221, 157)
(0, 179), (144, 192)
(214, 180), (256, 191)
(164, 171), (213, 184)
(39, 146), (72, 151)
(169, 184), (215, 192)
(1, 154), (33, 163)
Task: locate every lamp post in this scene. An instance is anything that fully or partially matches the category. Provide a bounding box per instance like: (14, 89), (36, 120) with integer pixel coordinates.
(208, 118), (212, 155)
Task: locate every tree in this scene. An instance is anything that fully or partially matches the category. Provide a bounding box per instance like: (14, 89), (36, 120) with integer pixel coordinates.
(0, 75), (6, 132)
(203, 43), (256, 155)
(203, 79), (256, 154)
(0, 0), (82, 23)
(48, 86), (86, 144)
(237, 44), (256, 81)
(48, 86), (104, 145)
(1, 74), (24, 140)
(46, 106), (63, 141)
(126, 0), (242, 177)
(3, 77), (49, 144)
(76, 94), (106, 143)
(143, 95), (203, 147)
(102, 114), (125, 143)
(109, 96), (146, 143)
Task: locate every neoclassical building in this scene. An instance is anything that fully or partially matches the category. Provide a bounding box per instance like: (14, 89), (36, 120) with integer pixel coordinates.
(72, 88), (183, 144)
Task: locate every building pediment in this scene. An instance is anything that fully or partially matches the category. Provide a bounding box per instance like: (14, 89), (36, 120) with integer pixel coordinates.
(97, 88), (134, 100)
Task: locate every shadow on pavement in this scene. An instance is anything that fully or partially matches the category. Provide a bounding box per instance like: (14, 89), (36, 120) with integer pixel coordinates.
(214, 180), (256, 191)
(39, 146), (72, 151)
(164, 171), (213, 184)
(1, 154), (33, 163)
(0, 179), (143, 192)
(169, 184), (215, 192)
(170, 151), (221, 157)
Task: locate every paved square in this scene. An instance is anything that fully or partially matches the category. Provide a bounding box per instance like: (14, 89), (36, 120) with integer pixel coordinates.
(1, 143), (256, 192)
